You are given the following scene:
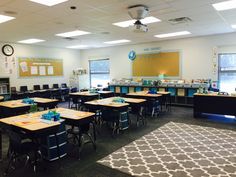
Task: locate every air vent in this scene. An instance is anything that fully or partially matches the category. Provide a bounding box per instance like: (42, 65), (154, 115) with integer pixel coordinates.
(168, 17), (192, 25)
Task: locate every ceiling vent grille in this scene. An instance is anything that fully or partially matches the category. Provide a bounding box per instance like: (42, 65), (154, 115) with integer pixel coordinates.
(168, 17), (192, 25)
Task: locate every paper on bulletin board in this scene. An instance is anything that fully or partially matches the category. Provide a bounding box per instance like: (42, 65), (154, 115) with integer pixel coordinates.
(31, 66), (38, 75)
(47, 66), (54, 75)
(20, 61), (28, 72)
(18, 58), (63, 77)
(39, 66), (46, 75)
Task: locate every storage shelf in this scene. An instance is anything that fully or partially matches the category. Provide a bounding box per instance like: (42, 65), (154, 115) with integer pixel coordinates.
(109, 85), (198, 107)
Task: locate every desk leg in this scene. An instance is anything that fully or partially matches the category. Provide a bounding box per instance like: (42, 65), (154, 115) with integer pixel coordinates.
(68, 98), (71, 109)
(0, 129), (2, 161)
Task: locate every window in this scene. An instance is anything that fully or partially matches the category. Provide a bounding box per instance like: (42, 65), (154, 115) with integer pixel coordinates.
(89, 59), (110, 88)
(218, 53), (236, 93)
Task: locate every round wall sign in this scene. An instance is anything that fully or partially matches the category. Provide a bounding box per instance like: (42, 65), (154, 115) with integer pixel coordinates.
(128, 50), (136, 61)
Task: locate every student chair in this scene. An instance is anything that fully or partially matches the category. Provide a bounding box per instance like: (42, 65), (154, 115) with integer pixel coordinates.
(5, 128), (40, 175)
(20, 86), (28, 92)
(33, 85), (40, 90)
(53, 84), (59, 89)
(61, 83), (67, 88)
(43, 84), (49, 90)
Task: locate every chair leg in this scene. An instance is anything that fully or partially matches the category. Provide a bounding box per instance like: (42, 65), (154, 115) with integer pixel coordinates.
(4, 152), (15, 175)
(24, 155), (30, 167)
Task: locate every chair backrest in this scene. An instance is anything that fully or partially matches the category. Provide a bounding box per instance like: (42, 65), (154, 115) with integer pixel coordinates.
(80, 89), (88, 92)
(33, 85), (40, 90)
(53, 84), (59, 88)
(10, 87), (17, 93)
(61, 83), (67, 88)
(43, 84), (49, 89)
(20, 86), (28, 92)
(70, 87), (77, 93)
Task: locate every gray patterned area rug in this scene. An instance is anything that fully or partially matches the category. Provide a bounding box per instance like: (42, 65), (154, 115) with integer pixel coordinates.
(97, 122), (236, 177)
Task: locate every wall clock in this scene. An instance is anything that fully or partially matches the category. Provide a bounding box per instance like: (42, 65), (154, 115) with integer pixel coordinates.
(2, 44), (14, 56)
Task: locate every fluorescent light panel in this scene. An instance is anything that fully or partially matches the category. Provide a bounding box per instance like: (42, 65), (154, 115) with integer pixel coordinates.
(56, 30), (91, 37)
(154, 31), (191, 38)
(231, 24), (236, 29)
(18, 38), (45, 44)
(104, 39), (130, 44)
(0, 14), (15, 24)
(66, 45), (88, 49)
(113, 16), (161, 28)
(212, 0), (236, 11)
(29, 0), (68, 6)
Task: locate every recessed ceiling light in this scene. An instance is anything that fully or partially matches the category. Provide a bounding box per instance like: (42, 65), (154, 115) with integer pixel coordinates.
(29, 0), (68, 6)
(66, 45), (88, 49)
(104, 39), (131, 44)
(212, 0), (236, 11)
(113, 16), (161, 28)
(55, 30), (91, 37)
(0, 14), (15, 24)
(231, 24), (236, 29)
(154, 31), (191, 38)
(18, 38), (45, 44)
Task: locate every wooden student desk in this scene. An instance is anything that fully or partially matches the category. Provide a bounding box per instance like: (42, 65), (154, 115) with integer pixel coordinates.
(69, 91), (99, 97)
(193, 93), (236, 118)
(0, 98), (59, 117)
(85, 97), (130, 108)
(0, 108), (96, 160)
(31, 97), (59, 109)
(0, 100), (32, 116)
(0, 112), (61, 161)
(0, 96), (4, 101)
(127, 91), (162, 98)
(85, 97), (147, 127)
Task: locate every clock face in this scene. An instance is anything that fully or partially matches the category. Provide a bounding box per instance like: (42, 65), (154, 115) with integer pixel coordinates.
(2, 44), (14, 56)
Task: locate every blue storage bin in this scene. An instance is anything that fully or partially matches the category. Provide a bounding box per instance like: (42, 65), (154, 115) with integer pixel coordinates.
(167, 88), (176, 96)
(188, 88), (197, 97)
(149, 88), (157, 92)
(40, 120), (67, 161)
(109, 86), (115, 92)
(135, 87), (142, 92)
(121, 86), (128, 94)
(119, 112), (129, 130)
(41, 142), (67, 161)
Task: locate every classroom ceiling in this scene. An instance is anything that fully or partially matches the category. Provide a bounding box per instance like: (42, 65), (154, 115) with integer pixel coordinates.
(0, 0), (235, 49)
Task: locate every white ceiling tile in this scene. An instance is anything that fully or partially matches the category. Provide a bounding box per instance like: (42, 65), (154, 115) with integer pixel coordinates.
(0, 0), (234, 48)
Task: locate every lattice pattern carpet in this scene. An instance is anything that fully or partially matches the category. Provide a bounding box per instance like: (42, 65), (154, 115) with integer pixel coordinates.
(98, 122), (236, 177)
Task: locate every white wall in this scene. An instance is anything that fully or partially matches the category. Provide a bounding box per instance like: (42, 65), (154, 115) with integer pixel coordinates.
(80, 32), (236, 88)
(0, 43), (81, 90)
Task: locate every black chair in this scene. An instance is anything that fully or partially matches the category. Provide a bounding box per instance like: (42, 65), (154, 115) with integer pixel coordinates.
(43, 84), (49, 90)
(101, 107), (129, 136)
(80, 89), (88, 92)
(51, 89), (62, 100)
(53, 84), (59, 89)
(61, 83), (67, 88)
(69, 95), (81, 110)
(20, 86), (28, 92)
(70, 87), (77, 93)
(5, 128), (40, 175)
(67, 120), (96, 158)
(40, 90), (51, 98)
(33, 85), (40, 90)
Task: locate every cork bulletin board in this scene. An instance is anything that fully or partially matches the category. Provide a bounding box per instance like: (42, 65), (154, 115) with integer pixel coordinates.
(18, 58), (63, 77)
(132, 51), (180, 77)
